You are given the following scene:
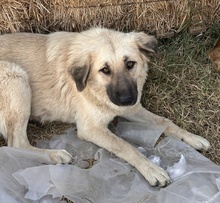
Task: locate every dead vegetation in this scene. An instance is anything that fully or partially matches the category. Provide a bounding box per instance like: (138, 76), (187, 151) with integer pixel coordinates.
(0, 0), (219, 36)
(143, 24), (220, 164)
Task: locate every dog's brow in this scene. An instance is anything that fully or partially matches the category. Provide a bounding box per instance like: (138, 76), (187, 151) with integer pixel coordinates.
(124, 56), (129, 62)
(104, 62), (110, 68)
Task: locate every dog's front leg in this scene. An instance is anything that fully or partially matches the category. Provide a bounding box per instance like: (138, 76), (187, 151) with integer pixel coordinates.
(77, 126), (171, 187)
(6, 122), (74, 164)
(123, 104), (210, 151)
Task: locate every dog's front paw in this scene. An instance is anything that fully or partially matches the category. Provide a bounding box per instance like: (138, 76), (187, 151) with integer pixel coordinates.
(48, 149), (74, 164)
(182, 133), (210, 151)
(140, 163), (171, 187)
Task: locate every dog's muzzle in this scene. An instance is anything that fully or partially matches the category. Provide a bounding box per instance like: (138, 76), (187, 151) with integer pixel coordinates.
(106, 80), (138, 107)
(118, 95), (136, 106)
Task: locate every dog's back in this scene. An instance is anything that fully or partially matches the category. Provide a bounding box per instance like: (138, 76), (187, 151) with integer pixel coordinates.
(0, 33), (49, 74)
(0, 33), (79, 122)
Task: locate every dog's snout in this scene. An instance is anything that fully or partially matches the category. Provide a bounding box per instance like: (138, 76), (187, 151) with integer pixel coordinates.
(107, 78), (138, 107)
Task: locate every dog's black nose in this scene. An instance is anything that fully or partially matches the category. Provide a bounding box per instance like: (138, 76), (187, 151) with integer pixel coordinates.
(119, 95), (135, 106)
(106, 80), (138, 107)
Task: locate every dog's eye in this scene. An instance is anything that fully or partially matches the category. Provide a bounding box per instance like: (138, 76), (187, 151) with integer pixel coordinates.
(99, 66), (111, 76)
(126, 61), (136, 70)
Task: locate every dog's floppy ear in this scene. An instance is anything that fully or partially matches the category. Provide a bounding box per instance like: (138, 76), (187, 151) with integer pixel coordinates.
(136, 32), (161, 59)
(68, 62), (90, 92)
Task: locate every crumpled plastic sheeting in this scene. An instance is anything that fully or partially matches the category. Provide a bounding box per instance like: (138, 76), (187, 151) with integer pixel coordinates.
(0, 121), (219, 203)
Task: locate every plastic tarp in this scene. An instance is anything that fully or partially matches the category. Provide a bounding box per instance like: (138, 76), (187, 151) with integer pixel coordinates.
(0, 121), (220, 203)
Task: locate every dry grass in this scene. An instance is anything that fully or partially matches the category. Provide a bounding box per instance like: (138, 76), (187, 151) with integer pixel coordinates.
(0, 0), (219, 36)
(142, 24), (220, 164)
(0, 121), (74, 147)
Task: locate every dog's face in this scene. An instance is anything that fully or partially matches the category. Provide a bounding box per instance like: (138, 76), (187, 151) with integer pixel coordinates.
(69, 28), (160, 107)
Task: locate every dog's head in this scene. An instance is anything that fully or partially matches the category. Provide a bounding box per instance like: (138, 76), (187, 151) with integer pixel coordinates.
(68, 28), (160, 107)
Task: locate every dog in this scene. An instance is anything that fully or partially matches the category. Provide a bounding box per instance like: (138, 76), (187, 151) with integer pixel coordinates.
(208, 39), (220, 72)
(0, 28), (210, 187)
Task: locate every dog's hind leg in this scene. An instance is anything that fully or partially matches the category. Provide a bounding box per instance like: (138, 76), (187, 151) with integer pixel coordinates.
(0, 61), (73, 164)
(0, 61), (32, 149)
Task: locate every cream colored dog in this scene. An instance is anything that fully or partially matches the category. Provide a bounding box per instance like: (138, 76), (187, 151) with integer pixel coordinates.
(0, 28), (210, 187)
(208, 38), (220, 72)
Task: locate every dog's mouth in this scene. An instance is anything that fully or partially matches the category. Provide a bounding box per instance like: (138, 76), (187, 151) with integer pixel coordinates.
(106, 83), (138, 107)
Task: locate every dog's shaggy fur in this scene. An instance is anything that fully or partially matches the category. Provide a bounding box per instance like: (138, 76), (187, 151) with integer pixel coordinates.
(208, 39), (220, 72)
(0, 28), (210, 187)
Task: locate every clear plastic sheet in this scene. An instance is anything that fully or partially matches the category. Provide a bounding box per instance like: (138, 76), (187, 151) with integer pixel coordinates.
(0, 121), (219, 203)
